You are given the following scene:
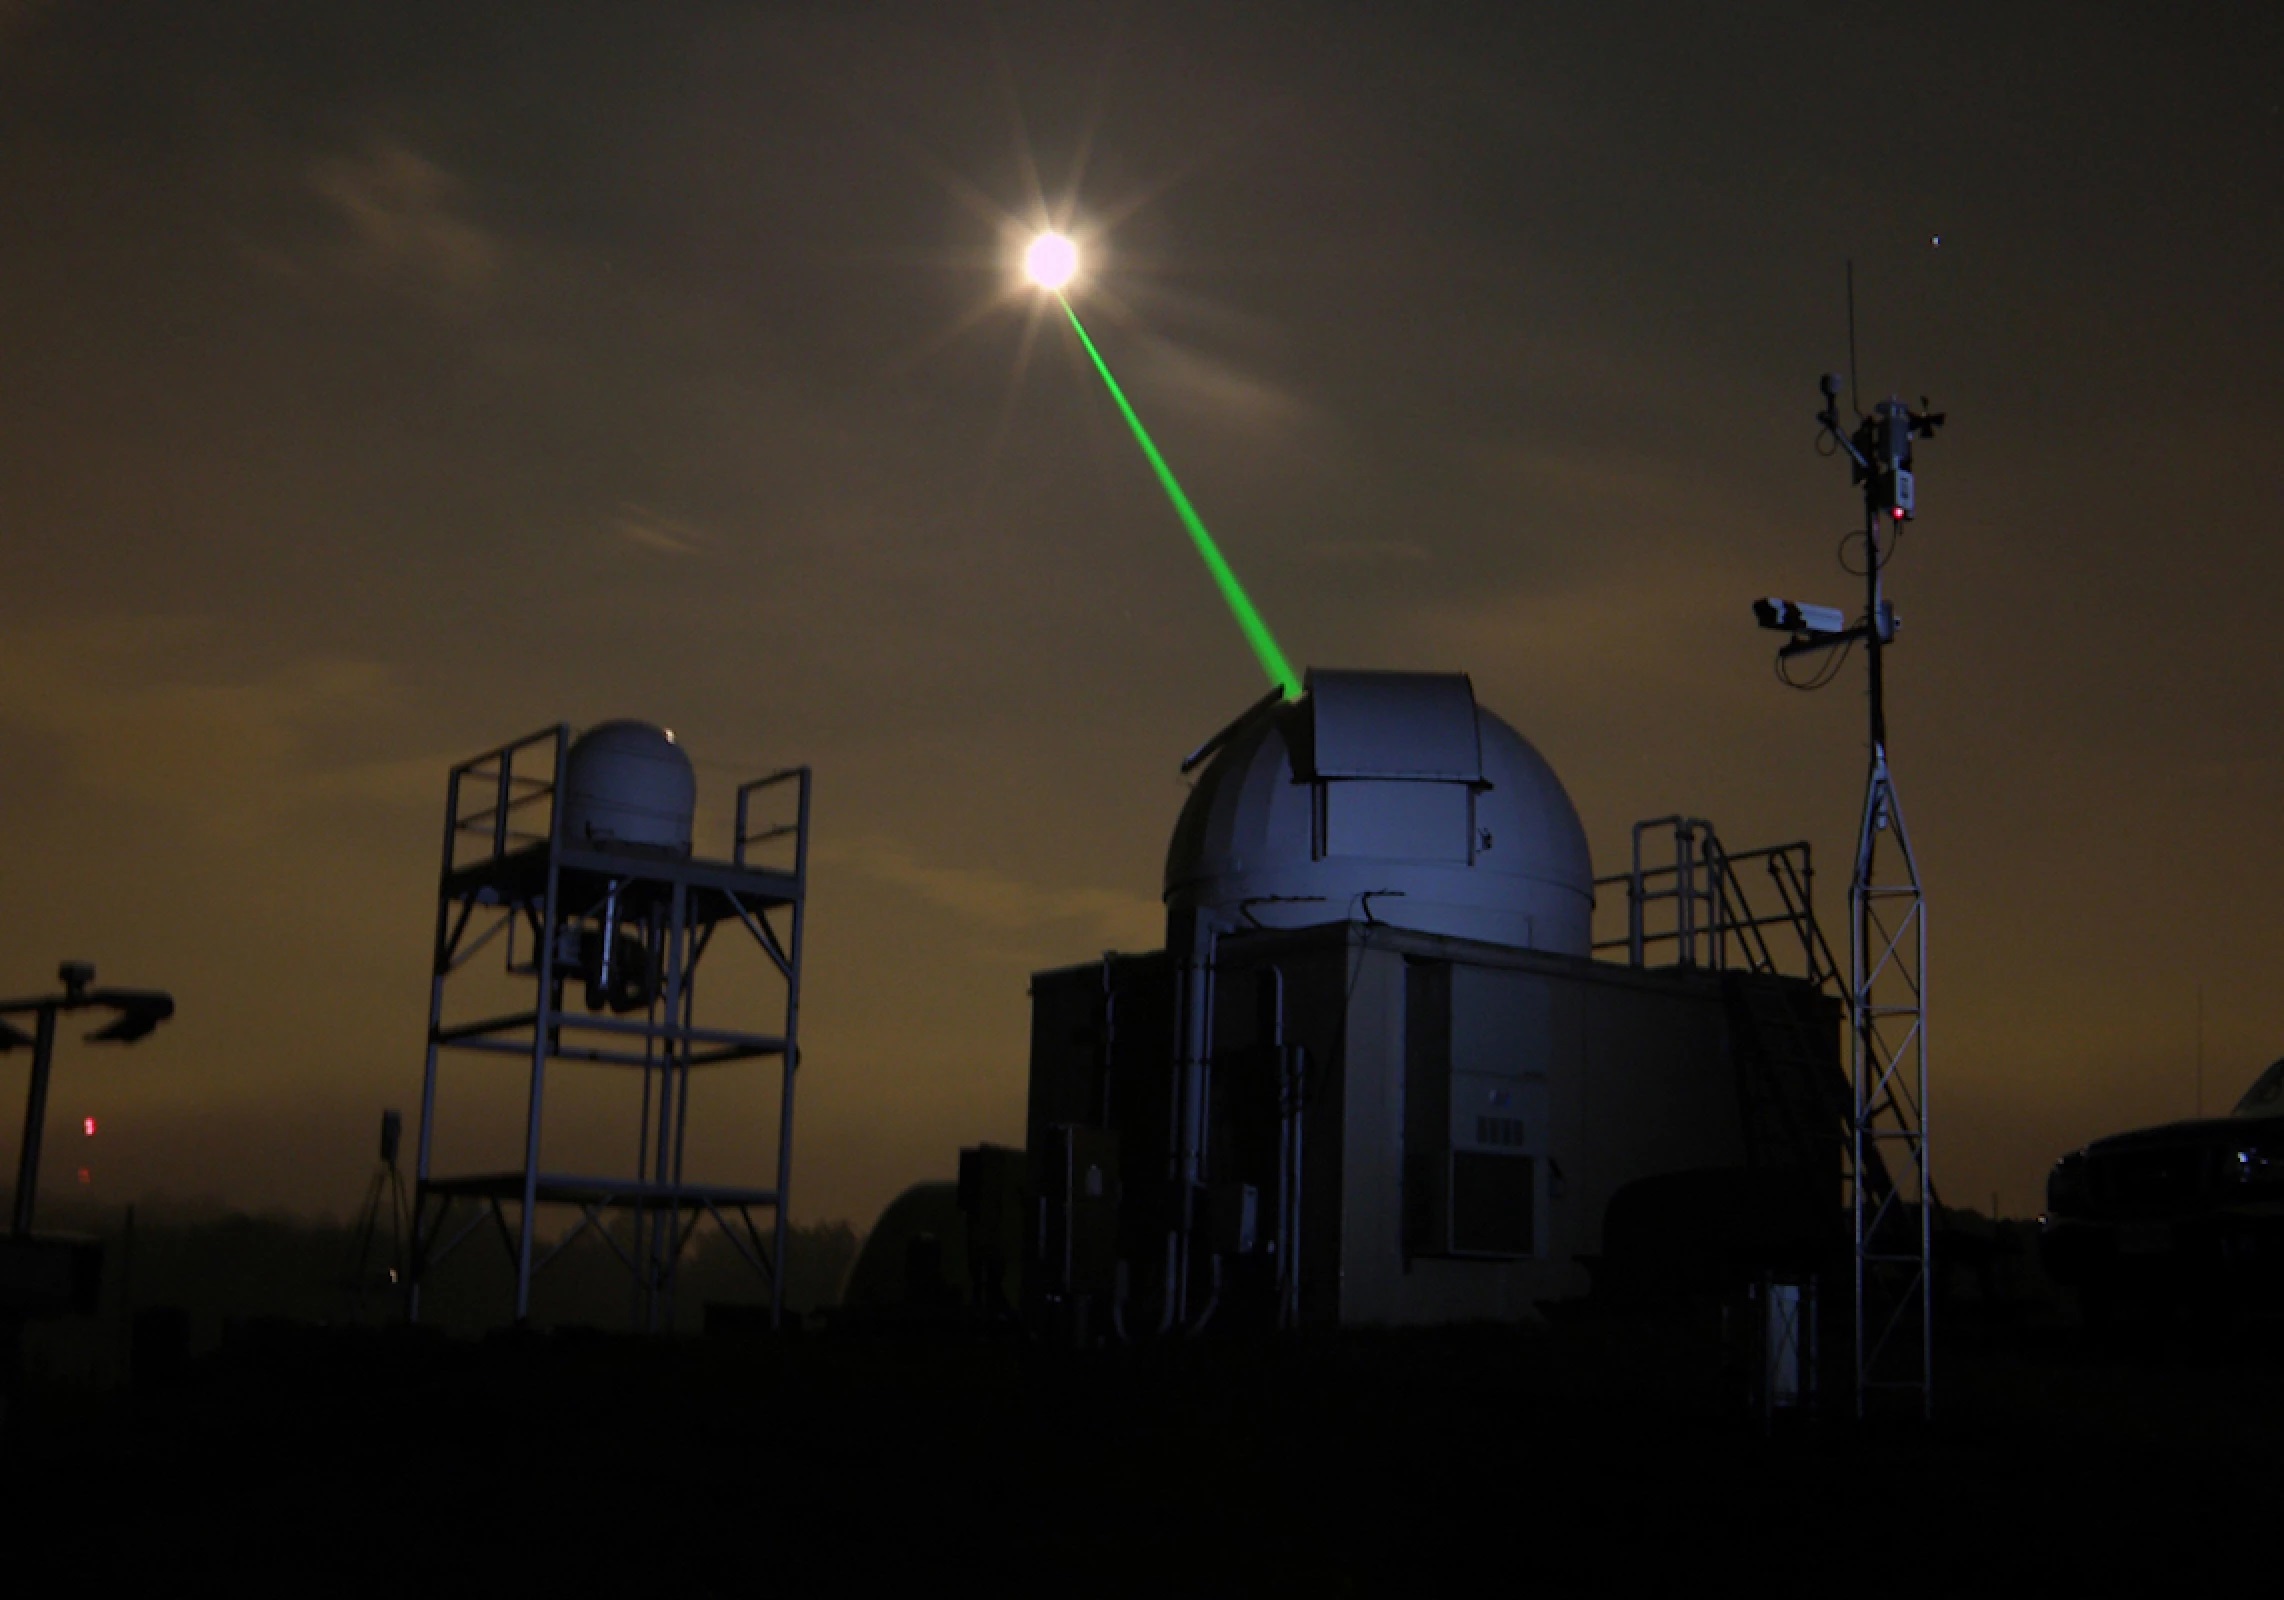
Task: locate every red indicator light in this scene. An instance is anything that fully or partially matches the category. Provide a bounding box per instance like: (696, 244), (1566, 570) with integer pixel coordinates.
(77, 1167), (91, 1185)
(1891, 507), (1906, 520)
(83, 1116), (98, 1137)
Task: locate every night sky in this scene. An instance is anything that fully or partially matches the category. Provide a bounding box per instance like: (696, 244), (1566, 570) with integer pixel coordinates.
(3, 2), (2279, 1232)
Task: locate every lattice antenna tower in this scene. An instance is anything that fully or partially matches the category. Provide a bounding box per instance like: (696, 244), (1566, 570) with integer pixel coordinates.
(1752, 345), (1944, 1419)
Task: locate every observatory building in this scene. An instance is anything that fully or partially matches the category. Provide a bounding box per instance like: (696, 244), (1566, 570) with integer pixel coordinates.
(987, 670), (1844, 1338)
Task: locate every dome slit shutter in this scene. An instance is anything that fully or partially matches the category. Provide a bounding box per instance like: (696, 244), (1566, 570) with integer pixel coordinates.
(1304, 670), (1484, 782)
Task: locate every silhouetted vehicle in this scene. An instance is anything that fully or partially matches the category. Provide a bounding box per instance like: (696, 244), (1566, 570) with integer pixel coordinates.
(2041, 1058), (2284, 1318)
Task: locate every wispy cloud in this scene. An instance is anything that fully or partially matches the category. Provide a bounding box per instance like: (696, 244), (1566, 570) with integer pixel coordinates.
(612, 503), (708, 556)
(1461, 438), (1710, 529)
(304, 138), (501, 300)
(821, 836), (1161, 948)
(0, 0), (51, 52)
(1134, 338), (1314, 431)
(0, 620), (425, 839)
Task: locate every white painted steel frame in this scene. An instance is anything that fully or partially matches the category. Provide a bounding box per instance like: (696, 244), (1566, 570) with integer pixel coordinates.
(1849, 749), (1930, 1418)
(407, 725), (810, 1332)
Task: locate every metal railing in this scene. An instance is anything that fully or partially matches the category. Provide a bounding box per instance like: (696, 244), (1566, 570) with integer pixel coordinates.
(443, 725), (566, 875)
(1594, 816), (1841, 994)
(734, 767), (811, 873)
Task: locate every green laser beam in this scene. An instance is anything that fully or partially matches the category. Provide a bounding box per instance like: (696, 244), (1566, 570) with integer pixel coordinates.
(1058, 294), (1302, 700)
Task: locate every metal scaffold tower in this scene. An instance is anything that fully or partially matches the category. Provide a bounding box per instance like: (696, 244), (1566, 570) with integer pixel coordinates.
(1848, 722), (1927, 1416)
(1754, 359), (1943, 1418)
(407, 724), (810, 1332)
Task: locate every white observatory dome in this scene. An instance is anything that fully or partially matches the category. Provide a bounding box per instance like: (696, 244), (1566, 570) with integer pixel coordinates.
(1165, 671), (1593, 954)
(561, 720), (697, 856)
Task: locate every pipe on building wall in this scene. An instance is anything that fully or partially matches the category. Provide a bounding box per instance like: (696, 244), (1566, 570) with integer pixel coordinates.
(1286, 1060), (1304, 1331)
(1155, 1231), (1180, 1338)
(1098, 955), (1119, 1127)
(1269, 967), (1309, 1333)
(1163, 909), (1221, 1332)
(1258, 964), (1306, 1331)
(1189, 1251), (1223, 1334)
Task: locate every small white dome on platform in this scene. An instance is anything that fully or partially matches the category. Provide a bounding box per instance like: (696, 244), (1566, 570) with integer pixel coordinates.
(561, 720), (697, 856)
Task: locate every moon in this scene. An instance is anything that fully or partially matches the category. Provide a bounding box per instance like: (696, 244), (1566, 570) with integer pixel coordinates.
(1024, 231), (1079, 291)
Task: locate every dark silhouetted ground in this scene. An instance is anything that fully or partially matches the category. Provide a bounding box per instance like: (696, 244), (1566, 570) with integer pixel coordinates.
(5, 1298), (2282, 1595)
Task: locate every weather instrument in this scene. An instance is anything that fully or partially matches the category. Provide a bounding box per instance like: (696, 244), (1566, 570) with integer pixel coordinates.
(1, 960), (173, 1242)
(1752, 328), (1945, 1421)
(1030, 232), (1303, 701)
(344, 1108), (409, 1321)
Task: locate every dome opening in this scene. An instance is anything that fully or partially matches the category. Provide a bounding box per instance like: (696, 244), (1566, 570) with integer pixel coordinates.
(1165, 671), (1593, 954)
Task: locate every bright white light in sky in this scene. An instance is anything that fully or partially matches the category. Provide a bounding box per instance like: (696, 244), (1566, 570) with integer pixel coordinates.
(1024, 231), (1079, 290)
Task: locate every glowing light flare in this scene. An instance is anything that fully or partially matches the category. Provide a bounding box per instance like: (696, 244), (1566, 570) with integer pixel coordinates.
(1057, 295), (1302, 700)
(83, 1116), (97, 1137)
(1024, 231), (1080, 290)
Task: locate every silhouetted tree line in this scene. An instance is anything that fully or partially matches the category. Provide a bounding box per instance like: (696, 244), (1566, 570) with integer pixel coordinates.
(12, 1195), (860, 1385)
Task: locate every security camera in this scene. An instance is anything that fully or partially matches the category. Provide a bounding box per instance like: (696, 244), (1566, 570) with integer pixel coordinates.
(1754, 597), (1849, 635)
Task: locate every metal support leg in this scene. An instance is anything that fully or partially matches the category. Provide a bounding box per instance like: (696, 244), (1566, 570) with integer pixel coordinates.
(10, 1008), (58, 1238)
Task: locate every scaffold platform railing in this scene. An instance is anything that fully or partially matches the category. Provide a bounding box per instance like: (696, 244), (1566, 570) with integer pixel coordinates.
(407, 725), (810, 1331)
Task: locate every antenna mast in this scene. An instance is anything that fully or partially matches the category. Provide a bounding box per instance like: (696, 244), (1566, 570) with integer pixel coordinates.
(1754, 363), (1944, 1419)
